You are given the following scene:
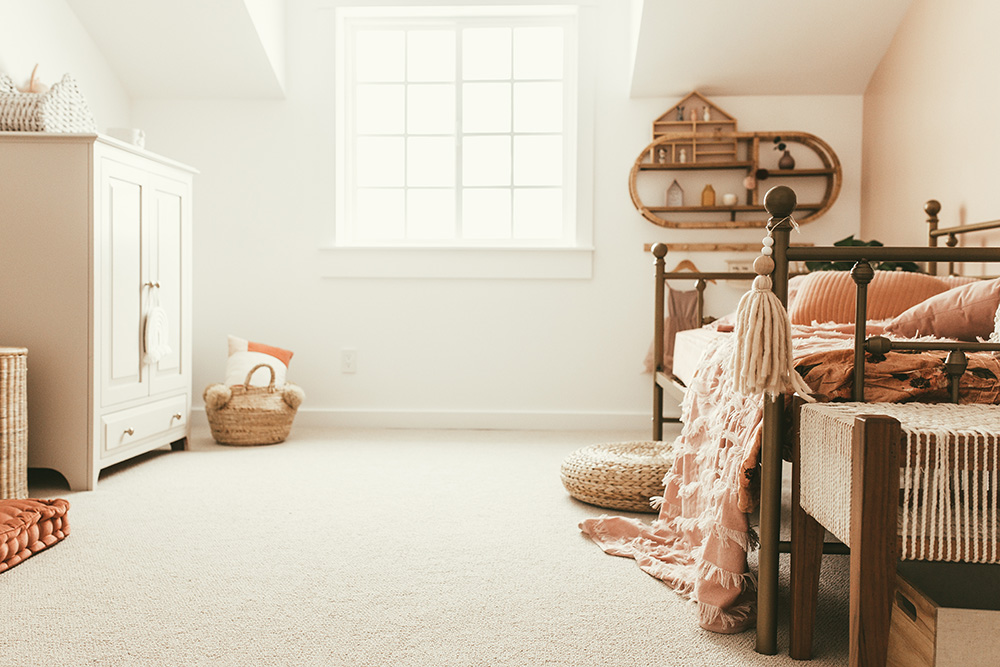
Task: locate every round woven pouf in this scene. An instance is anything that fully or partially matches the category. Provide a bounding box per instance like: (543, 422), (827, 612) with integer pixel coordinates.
(560, 441), (675, 513)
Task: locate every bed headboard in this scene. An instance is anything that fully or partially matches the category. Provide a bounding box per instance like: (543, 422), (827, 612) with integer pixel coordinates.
(925, 199), (1000, 275)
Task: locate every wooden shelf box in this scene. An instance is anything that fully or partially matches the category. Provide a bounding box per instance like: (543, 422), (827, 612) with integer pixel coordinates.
(887, 561), (1000, 667)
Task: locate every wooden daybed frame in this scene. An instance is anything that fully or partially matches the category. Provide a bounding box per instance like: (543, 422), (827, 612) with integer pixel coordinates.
(648, 187), (1000, 656)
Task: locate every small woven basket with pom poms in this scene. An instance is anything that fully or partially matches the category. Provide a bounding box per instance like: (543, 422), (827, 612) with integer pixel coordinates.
(204, 363), (305, 446)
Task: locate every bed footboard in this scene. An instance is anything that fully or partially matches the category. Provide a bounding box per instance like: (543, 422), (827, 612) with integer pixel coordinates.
(756, 186), (1000, 656)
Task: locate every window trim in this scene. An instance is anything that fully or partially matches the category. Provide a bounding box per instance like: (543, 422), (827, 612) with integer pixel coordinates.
(318, 245), (593, 279)
(325, 3), (594, 278)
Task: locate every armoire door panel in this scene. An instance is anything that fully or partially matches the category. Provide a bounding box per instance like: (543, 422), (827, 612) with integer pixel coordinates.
(148, 180), (187, 395)
(101, 165), (148, 407)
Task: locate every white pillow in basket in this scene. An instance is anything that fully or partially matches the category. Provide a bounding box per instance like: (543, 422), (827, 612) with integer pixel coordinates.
(225, 335), (294, 387)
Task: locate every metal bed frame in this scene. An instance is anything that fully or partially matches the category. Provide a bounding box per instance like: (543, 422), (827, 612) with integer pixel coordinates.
(648, 187), (1000, 655)
(757, 187), (1000, 655)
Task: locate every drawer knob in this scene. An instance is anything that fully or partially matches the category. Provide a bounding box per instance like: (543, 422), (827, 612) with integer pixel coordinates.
(124, 427), (134, 436)
(171, 413), (183, 421)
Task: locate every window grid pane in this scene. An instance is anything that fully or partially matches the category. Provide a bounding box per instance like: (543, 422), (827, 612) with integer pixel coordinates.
(346, 15), (570, 246)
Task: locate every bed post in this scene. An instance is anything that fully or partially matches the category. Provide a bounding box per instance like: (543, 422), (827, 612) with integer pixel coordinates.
(652, 243), (667, 441)
(756, 187), (796, 656)
(850, 261), (874, 401)
(926, 199), (941, 275)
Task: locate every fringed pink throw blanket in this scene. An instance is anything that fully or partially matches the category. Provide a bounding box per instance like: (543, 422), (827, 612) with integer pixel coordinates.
(580, 323), (1000, 633)
(581, 333), (760, 633)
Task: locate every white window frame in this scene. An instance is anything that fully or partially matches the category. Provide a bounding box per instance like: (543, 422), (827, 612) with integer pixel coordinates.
(321, 3), (595, 279)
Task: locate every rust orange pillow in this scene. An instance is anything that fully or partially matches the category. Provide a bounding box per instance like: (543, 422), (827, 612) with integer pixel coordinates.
(885, 278), (1000, 341)
(938, 275), (979, 289)
(789, 270), (949, 324)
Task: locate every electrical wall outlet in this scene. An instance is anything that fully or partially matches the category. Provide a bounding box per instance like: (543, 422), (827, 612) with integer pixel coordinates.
(341, 349), (357, 374)
(726, 259), (754, 273)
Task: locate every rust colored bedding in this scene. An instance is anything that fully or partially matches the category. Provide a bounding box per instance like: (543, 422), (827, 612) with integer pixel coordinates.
(796, 334), (1000, 405)
(0, 498), (70, 573)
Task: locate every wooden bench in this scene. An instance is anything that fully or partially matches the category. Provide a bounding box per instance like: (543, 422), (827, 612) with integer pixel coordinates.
(790, 402), (1000, 666)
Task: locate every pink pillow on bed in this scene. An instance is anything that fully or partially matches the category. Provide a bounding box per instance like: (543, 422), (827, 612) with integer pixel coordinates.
(884, 277), (1000, 341)
(788, 270), (949, 324)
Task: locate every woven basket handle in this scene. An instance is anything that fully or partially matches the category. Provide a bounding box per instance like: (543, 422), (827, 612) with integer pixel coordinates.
(244, 363), (277, 391)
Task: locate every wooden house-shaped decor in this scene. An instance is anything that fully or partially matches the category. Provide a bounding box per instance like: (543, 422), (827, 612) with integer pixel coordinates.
(666, 180), (683, 207)
(651, 91), (738, 164)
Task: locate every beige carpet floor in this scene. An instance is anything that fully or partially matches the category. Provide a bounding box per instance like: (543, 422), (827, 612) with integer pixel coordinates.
(7, 425), (848, 666)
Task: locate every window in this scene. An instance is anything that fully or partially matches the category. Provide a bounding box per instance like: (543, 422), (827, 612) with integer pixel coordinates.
(333, 5), (589, 262)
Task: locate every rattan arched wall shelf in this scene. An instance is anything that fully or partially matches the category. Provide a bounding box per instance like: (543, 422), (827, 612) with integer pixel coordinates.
(629, 93), (842, 229)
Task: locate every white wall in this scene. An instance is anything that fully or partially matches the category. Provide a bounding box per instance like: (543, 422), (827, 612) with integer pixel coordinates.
(863, 0), (1000, 247)
(0, 0), (865, 430)
(126, 0), (864, 429)
(0, 1), (130, 130)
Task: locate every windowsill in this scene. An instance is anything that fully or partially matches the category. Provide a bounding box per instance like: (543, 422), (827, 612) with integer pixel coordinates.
(319, 245), (594, 279)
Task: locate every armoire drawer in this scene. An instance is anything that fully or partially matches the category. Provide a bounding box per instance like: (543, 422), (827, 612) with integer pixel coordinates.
(102, 395), (188, 454)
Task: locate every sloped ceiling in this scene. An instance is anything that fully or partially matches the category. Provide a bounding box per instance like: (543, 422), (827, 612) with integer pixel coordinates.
(630, 0), (914, 97)
(64, 0), (911, 101)
(65, 0), (285, 99)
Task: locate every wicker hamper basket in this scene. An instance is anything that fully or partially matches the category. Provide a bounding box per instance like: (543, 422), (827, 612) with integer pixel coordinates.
(0, 347), (28, 499)
(560, 441), (675, 513)
(205, 364), (303, 446)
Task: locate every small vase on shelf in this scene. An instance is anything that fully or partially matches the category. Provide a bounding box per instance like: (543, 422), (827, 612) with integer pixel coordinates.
(778, 150), (795, 170)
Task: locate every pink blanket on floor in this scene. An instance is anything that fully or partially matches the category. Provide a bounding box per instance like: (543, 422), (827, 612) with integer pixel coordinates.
(580, 322), (1000, 633)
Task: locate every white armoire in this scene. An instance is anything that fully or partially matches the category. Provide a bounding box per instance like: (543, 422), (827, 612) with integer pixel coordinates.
(0, 133), (194, 490)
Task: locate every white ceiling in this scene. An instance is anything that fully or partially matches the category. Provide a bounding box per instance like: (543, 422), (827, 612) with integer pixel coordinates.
(630, 0), (915, 97)
(65, 0), (285, 99)
(64, 0), (913, 101)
